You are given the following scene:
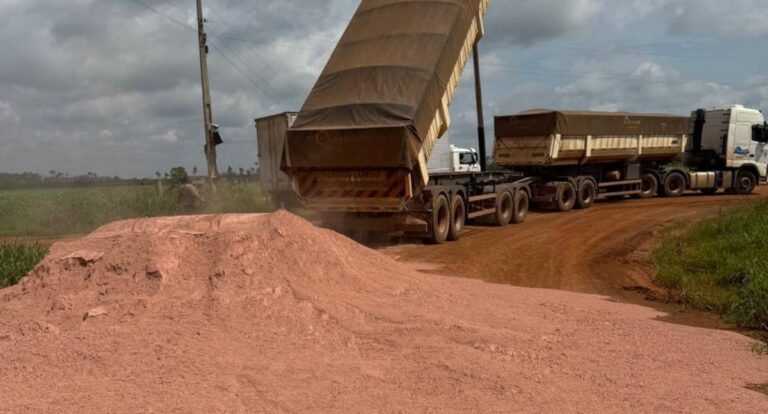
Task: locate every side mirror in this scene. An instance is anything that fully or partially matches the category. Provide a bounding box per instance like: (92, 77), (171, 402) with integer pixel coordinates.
(752, 124), (768, 143)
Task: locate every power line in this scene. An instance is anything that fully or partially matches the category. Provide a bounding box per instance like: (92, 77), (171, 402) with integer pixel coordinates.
(483, 62), (745, 87)
(158, 0), (195, 19)
(202, 0), (305, 108)
(127, 0), (197, 33)
(208, 41), (284, 108)
(128, 0), (294, 109)
(538, 44), (768, 62)
(209, 38), (287, 107)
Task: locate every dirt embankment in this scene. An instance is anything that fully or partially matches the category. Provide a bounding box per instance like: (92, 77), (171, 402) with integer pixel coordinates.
(1, 211), (767, 413)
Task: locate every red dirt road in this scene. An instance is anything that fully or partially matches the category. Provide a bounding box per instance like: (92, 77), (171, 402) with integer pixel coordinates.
(384, 187), (768, 324)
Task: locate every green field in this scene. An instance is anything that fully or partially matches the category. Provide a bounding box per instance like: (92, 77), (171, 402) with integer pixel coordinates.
(0, 181), (273, 238)
(654, 200), (768, 338)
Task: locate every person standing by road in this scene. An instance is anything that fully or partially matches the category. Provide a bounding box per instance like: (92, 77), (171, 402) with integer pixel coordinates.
(178, 177), (204, 214)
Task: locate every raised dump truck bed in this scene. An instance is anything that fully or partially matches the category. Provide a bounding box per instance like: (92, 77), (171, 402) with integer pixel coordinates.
(284, 0), (489, 213)
(494, 110), (691, 167)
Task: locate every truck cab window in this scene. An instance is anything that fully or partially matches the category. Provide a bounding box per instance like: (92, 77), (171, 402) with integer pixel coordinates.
(753, 123), (768, 143)
(459, 153), (476, 165)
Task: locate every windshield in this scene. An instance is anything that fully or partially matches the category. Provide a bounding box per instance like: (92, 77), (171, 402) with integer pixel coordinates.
(459, 153), (476, 165)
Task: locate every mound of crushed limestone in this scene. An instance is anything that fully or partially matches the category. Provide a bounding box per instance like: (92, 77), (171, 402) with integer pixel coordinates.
(1, 211), (766, 413)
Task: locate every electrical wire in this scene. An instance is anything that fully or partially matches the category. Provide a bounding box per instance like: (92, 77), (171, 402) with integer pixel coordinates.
(202, 0), (305, 107)
(208, 41), (284, 107)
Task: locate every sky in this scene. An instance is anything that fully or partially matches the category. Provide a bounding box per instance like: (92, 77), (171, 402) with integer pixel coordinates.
(1, 0), (768, 178)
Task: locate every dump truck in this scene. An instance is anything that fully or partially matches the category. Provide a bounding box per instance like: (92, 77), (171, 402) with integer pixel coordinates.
(256, 112), (300, 208)
(493, 106), (768, 211)
(282, 0), (530, 243)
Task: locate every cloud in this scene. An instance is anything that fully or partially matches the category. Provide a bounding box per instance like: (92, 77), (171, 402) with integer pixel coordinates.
(485, 0), (603, 45)
(0, 0), (767, 178)
(666, 0), (768, 37)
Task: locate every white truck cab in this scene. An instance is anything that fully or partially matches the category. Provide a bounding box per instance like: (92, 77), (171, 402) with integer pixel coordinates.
(699, 105), (768, 179)
(428, 137), (482, 174)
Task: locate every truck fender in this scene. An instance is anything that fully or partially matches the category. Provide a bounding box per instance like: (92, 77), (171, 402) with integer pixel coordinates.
(738, 164), (761, 182)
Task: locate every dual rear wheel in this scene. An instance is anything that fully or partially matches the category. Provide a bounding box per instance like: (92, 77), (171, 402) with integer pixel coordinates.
(430, 190), (530, 244)
(430, 194), (466, 244)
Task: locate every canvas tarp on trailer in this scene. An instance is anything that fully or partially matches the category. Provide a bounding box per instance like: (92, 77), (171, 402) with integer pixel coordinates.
(494, 110), (693, 167)
(284, 0), (488, 186)
(495, 110), (692, 138)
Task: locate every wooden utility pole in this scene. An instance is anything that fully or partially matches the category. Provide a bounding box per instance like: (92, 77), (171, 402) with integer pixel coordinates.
(196, 0), (219, 180)
(472, 45), (488, 172)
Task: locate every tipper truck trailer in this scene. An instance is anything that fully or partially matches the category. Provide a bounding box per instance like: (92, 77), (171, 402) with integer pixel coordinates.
(494, 106), (768, 211)
(282, 0), (531, 243)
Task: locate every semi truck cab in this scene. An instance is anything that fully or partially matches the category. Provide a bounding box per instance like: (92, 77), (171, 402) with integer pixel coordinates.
(689, 105), (768, 187)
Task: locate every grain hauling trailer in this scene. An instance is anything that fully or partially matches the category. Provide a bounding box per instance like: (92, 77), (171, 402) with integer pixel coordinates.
(255, 112), (299, 208)
(494, 107), (768, 211)
(283, 0), (530, 243)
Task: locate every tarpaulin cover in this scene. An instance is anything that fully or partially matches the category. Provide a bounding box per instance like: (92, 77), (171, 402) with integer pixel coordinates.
(495, 110), (692, 138)
(283, 0), (484, 171)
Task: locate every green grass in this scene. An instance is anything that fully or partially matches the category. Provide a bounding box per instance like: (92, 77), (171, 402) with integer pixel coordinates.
(0, 242), (47, 288)
(653, 200), (768, 336)
(0, 181), (273, 238)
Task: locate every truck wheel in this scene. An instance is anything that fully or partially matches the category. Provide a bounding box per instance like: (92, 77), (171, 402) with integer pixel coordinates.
(493, 191), (514, 226)
(735, 170), (757, 195)
(639, 173), (658, 199)
(576, 180), (596, 209)
(429, 194), (450, 244)
(512, 191), (529, 224)
(662, 172), (686, 198)
(556, 183), (577, 212)
(447, 194), (466, 241)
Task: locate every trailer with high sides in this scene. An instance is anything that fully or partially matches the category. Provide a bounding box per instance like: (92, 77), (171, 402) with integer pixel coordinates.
(281, 0), (532, 243)
(255, 112), (300, 208)
(493, 106), (768, 212)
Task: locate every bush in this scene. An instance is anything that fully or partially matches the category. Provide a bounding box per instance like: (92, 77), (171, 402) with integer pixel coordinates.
(653, 200), (768, 335)
(0, 243), (47, 288)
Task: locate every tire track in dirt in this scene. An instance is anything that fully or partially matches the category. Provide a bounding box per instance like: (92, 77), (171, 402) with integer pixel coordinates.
(383, 187), (768, 329)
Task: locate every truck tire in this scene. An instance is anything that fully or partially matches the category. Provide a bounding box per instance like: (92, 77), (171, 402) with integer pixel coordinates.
(429, 194), (450, 244)
(512, 190), (529, 224)
(639, 173), (658, 199)
(662, 172), (686, 198)
(576, 180), (596, 209)
(493, 191), (514, 226)
(447, 194), (466, 241)
(735, 170), (757, 195)
(556, 182), (577, 212)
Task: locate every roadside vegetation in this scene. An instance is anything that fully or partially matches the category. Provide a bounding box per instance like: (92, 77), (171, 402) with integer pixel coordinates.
(0, 242), (47, 289)
(0, 180), (272, 238)
(653, 200), (768, 339)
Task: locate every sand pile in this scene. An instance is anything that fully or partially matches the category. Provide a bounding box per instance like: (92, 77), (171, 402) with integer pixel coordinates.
(1, 211), (766, 413)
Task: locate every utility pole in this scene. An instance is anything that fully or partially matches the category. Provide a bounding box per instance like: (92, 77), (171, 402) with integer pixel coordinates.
(472, 45), (488, 172)
(196, 0), (219, 181)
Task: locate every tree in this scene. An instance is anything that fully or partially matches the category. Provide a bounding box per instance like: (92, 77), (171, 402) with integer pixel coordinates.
(192, 166), (198, 176)
(155, 172), (161, 179)
(239, 167), (245, 176)
(226, 166), (234, 177)
(169, 166), (189, 185)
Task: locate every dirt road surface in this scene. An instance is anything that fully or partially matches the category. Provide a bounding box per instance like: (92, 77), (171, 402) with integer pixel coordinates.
(384, 187), (768, 327)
